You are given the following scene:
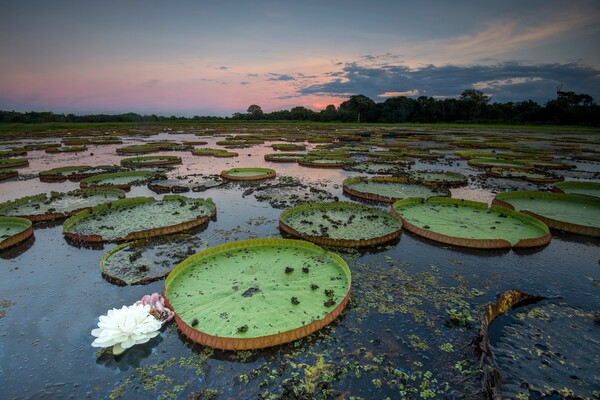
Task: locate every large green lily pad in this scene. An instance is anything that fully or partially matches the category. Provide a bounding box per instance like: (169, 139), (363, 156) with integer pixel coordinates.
(39, 165), (122, 182)
(100, 235), (206, 285)
(221, 167), (276, 181)
(148, 175), (224, 193)
(392, 197), (551, 249)
(163, 238), (352, 350)
(279, 202), (402, 247)
(486, 168), (562, 183)
(0, 158), (28, 169)
(0, 216), (33, 250)
(0, 188), (126, 221)
(343, 176), (446, 203)
(409, 171), (468, 187)
(63, 195), (216, 242)
(468, 158), (534, 170)
(493, 191), (600, 236)
(553, 181), (600, 197)
(80, 170), (160, 190)
(264, 153), (306, 162)
(120, 155), (182, 168)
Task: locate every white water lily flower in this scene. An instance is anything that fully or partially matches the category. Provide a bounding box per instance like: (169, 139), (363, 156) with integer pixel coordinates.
(91, 304), (162, 355)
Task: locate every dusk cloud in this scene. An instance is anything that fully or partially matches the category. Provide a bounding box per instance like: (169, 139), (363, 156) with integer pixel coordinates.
(298, 62), (600, 104)
(266, 73), (296, 81)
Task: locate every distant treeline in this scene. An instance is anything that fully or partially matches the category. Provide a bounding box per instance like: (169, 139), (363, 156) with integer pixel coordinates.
(1, 90), (598, 126)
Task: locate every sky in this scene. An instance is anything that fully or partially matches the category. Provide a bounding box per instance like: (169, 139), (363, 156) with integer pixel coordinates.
(1, 0), (599, 117)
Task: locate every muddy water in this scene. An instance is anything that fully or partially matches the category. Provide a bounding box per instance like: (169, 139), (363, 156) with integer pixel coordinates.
(0, 131), (598, 399)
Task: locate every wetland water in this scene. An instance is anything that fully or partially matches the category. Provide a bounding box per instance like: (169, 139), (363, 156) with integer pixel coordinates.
(0, 127), (599, 399)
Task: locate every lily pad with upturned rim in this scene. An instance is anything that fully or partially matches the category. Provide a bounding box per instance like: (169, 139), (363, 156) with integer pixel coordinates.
(0, 158), (28, 170)
(343, 176), (447, 203)
(120, 155), (182, 168)
(148, 175), (224, 193)
(486, 168), (563, 183)
(163, 238), (352, 350)
(279, 201), (402, 247)
(409, 171), (468, 187)
(492, 191), (600, 237)
(0, 188), (126, 221)
(391, 197), (551, 249)
(79, 170), (161, 190)
(0, 216), (33, 250)
(552, 181), (600, 197)
(264, 153), (306, 163)
(221, 167), (276, 181)
(38, 165), (122, 182)
(63, 195), (217, 242)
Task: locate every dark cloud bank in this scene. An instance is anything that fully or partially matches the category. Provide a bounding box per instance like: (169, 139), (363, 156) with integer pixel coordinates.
(299, 62), (600, 104)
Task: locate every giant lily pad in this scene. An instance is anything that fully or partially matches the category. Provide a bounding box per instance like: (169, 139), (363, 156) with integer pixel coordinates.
(493, 191), (600, 236)
(409, 171), (467, 187)
(80, 170), (160, 190)
(0, 217), (33, 250)
(63, 195), (216, 242)
(100, 235), (206, 285)
(343, 176), (447, 203)
(0, 158), (28, 170)
(264, 153), (305, 163)
(39, 165), (122, 182)
(552, 181), (600, 197)
(298, 156), (354, 168)
(279, 202), (402, 247)
(148, 175), (224, 193)
(0, 170), (18, 181)
(0, 188), (125, 221)
(120, 155), (182, 168)
(163, 238), (352, 350)
(486, 168), (562, 183)
(391, 197), (551, 249)
(45, 145), (87, 153)
(221, 167), (276, 181)
(468, 158), (534, 170)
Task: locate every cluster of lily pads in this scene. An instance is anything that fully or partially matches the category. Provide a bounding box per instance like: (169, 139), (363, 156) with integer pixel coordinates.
(1, 125), (599, 399)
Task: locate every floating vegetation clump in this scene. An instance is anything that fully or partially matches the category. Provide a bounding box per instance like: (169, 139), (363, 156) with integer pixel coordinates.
(279, 201), (402, 247)
(553, 181), (600, 197)
(0, 188), (125, 221)
(100, 235), (206, 285)
(80, 170), (161, 190)
(39, 165), (122, 182)
(493, 191), (600, 237)
(392, 197), (551, 249)
(486, 167), (563, 183)
(343, 176), (446, 203)
(63, 195), (216, 242)
(120, 155), (182, 168)
(148, 175), (224, 193)
(0, 216), (33, 250)
(164, 238), (351, 350)
(0, 158), (28, 170)
(221, 167), (276, 181)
